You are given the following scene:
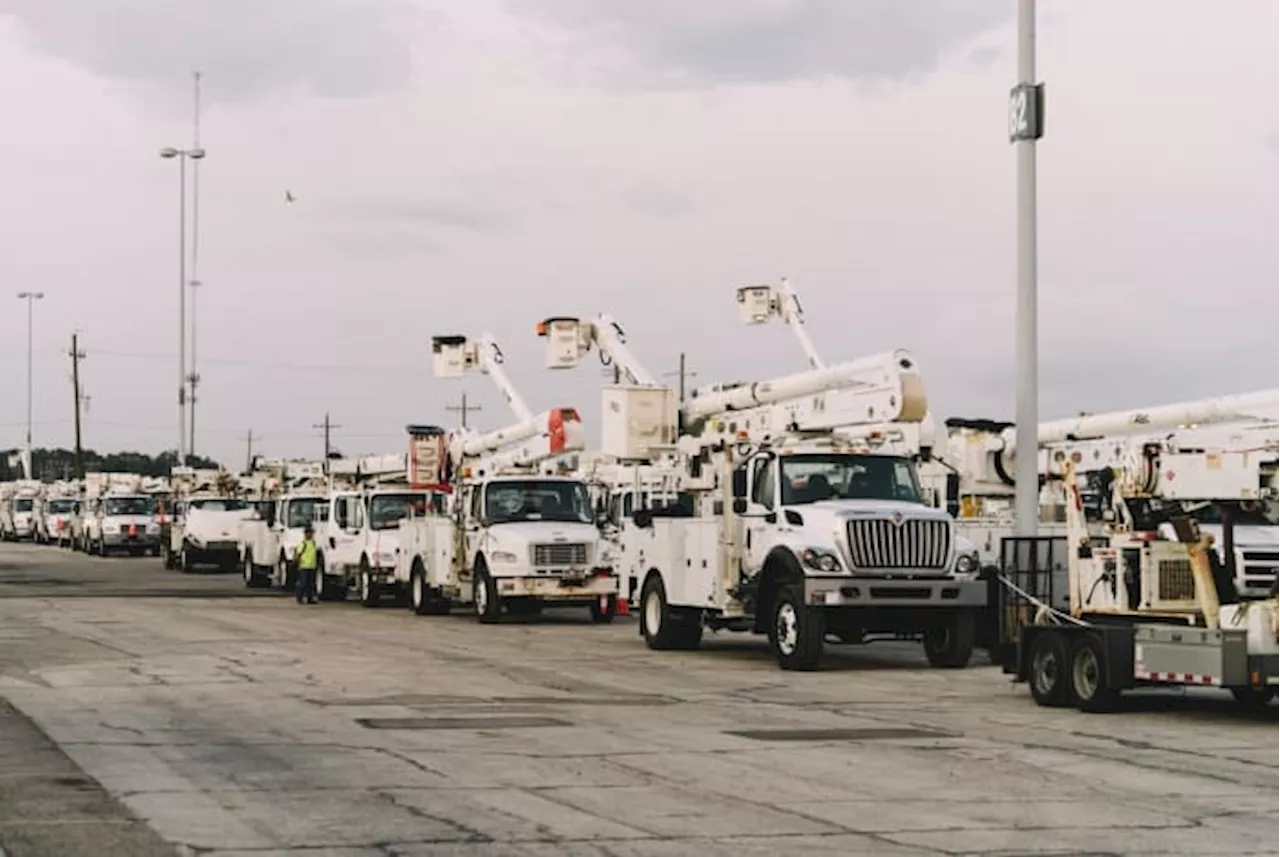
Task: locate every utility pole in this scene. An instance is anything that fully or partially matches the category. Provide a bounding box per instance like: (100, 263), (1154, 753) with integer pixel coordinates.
(312, 412), (341, 459)
(445, 392), (481, 429)
(244, 429), (256, 472)
(188, 71), (204, 458)
(69, 333), (85, 479)
(662, 352), (696, 403)
(1009, 0), (1044, 536)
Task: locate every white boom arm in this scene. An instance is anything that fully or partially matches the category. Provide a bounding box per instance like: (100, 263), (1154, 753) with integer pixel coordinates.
(736, 278), (825, 370)
(683, 350), (923, 423)
(462, 410), (587, 476)
(1003, 389), (1280, 454)
(431, 333), (533, 422)
(537, 315), (660, 386)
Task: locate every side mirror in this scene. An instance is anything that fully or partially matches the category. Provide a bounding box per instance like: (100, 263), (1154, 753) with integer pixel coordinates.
(731, 468), (747, 499)
(328, 536), (337, 549)
(732, 498), (748, 515)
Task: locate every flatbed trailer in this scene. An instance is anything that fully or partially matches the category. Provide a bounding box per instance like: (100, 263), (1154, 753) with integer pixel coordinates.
(995, 534), (1278, 713)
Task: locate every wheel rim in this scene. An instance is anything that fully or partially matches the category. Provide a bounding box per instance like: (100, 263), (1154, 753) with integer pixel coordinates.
(412, 574), (422, 607)
(930, 625), (951, 652)
(361, 572), (369, 601)
(644, 589), (662, 635)
(1073, 646), (1100, 700)
(1032, 647), (1059, 697)
(775, 602), (799, 656)
(244, 560), (252, 583)
(475, 577), (487, 614)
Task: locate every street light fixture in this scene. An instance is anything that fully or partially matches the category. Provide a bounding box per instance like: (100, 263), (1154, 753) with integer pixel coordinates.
(16, 291), (45, 477)
(158, 145), (206, 465)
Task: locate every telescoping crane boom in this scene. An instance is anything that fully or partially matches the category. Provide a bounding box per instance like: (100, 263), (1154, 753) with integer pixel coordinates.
(430, 333), (585, 474)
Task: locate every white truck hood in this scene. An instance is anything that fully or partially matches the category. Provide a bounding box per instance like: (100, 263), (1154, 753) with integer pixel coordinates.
(784, 498), (951, 530)
(486, 520), (601, 546)
(186, 508), (255, 541)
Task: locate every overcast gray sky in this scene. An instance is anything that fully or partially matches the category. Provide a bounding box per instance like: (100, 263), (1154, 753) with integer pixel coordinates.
(0, 0), (1276, 467)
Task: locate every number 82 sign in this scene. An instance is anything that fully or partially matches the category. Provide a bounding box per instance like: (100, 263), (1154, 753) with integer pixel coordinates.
(1008, 82), (1045, 142)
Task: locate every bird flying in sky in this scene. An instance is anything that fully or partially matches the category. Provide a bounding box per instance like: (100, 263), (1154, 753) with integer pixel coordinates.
(284, 190), (296, 203)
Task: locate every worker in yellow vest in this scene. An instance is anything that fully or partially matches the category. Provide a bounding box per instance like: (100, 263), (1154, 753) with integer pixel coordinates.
(296, 526), (320, 605)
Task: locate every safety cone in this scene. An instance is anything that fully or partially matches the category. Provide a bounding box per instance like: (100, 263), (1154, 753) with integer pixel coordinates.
(616, 593), (630, 617)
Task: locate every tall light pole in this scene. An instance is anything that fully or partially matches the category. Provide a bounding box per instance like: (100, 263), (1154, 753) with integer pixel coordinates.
(1009, 0), (1044, 537)
(159, 144), (206, 465)
(188, 71), (204, 460)
(16, 291), (44, 478)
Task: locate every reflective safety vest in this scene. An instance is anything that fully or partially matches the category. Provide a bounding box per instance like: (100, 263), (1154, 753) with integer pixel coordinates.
(297, 538), (318, 570)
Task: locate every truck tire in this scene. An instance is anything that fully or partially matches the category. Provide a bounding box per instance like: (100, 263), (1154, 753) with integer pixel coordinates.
(771, 583), (824, 671)
(278, 554), (296, 591)
(1070, 634), (1120, 713)
(410, 565), (431, 615)
(243, 554), (262, 589)
(640, 575), (701, 651)
(923, 611), (976, 669)
(1229, 685), (1277, 713)
(359, 559), (380, 608)
(589, 594), (617, 624)
(1028, 632), (1072, 707)
(474, 565), (501, 624)
(180, 545), (195, 574)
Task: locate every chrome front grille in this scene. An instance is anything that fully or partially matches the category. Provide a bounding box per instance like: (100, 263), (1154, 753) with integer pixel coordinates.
(531, 542), (589, 567)
(846, 518), (951, 570)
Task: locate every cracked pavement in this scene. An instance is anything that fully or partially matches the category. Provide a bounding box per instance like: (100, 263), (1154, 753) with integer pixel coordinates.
(0, 543), (1276, 856)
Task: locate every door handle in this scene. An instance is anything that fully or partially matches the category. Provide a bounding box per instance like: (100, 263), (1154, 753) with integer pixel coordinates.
(745, 530), (752, 549)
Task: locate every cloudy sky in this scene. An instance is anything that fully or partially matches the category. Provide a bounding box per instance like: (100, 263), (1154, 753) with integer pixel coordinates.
(0, 0), (1276, 467)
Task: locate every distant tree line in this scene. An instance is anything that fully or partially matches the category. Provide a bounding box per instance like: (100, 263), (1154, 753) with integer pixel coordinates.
(0, 447), (223, 482)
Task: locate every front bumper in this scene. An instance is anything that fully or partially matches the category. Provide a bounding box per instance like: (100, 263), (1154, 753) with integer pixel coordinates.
(103, 532), (161, 548)
(494, 572), (618, 602)
(188, 540), (239, 555)
(803, 575), (987, 608)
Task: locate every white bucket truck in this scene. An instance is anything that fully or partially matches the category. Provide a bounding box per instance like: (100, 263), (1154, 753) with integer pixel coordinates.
(42, 481), (80, 547)
(83, 473), (162, 557)
(393, 332), (619, 622)
(161, 467), (252, 572)
(5, 480), (43, 541)
(316, 454), (441, 605)
(546, 307), (985, 670)
(239, 459), (331, 590)
(533, 314), (693, 610)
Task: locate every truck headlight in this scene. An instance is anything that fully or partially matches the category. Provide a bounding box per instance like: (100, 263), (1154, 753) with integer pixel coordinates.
(147, 522), (160, 534)
(954, 552), (979, 576)
(800, 548), (842, 573)
(103, 522), (120, 534)
(489, 550), (519, 564)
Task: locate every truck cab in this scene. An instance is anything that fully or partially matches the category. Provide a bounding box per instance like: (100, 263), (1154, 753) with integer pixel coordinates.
(44, 496), (79, 547)
(319, 486), (440, 603)
(400, 473), (618, 622)
(91, 494), (161, 556)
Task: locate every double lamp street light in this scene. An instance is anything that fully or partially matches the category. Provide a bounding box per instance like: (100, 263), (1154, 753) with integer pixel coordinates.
(159, 145), (205, 466)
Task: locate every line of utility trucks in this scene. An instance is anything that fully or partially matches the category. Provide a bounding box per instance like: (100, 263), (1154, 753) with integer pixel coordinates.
(3, 279), (1275, 700)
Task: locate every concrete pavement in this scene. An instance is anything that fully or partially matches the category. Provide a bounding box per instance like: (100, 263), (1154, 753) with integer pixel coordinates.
(0, 541), (1276, 856)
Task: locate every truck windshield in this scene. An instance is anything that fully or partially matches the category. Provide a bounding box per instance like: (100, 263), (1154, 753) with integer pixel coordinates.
(780, 454), (922, 505)
(47, 500), (77, 514)
(286, 498), (325, 529)
(102, 496), (154, 516)
(369, 492), (436, 530)
(187, 498), (249, 512)
(485, 480), (593, 525)
(14, 499), (34, 513)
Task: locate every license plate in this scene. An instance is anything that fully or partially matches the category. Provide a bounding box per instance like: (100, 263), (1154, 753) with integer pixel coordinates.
(561, 575), (585, 587)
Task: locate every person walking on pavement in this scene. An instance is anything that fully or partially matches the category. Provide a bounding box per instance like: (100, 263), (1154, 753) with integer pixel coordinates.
(296, 525), (319, 604)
